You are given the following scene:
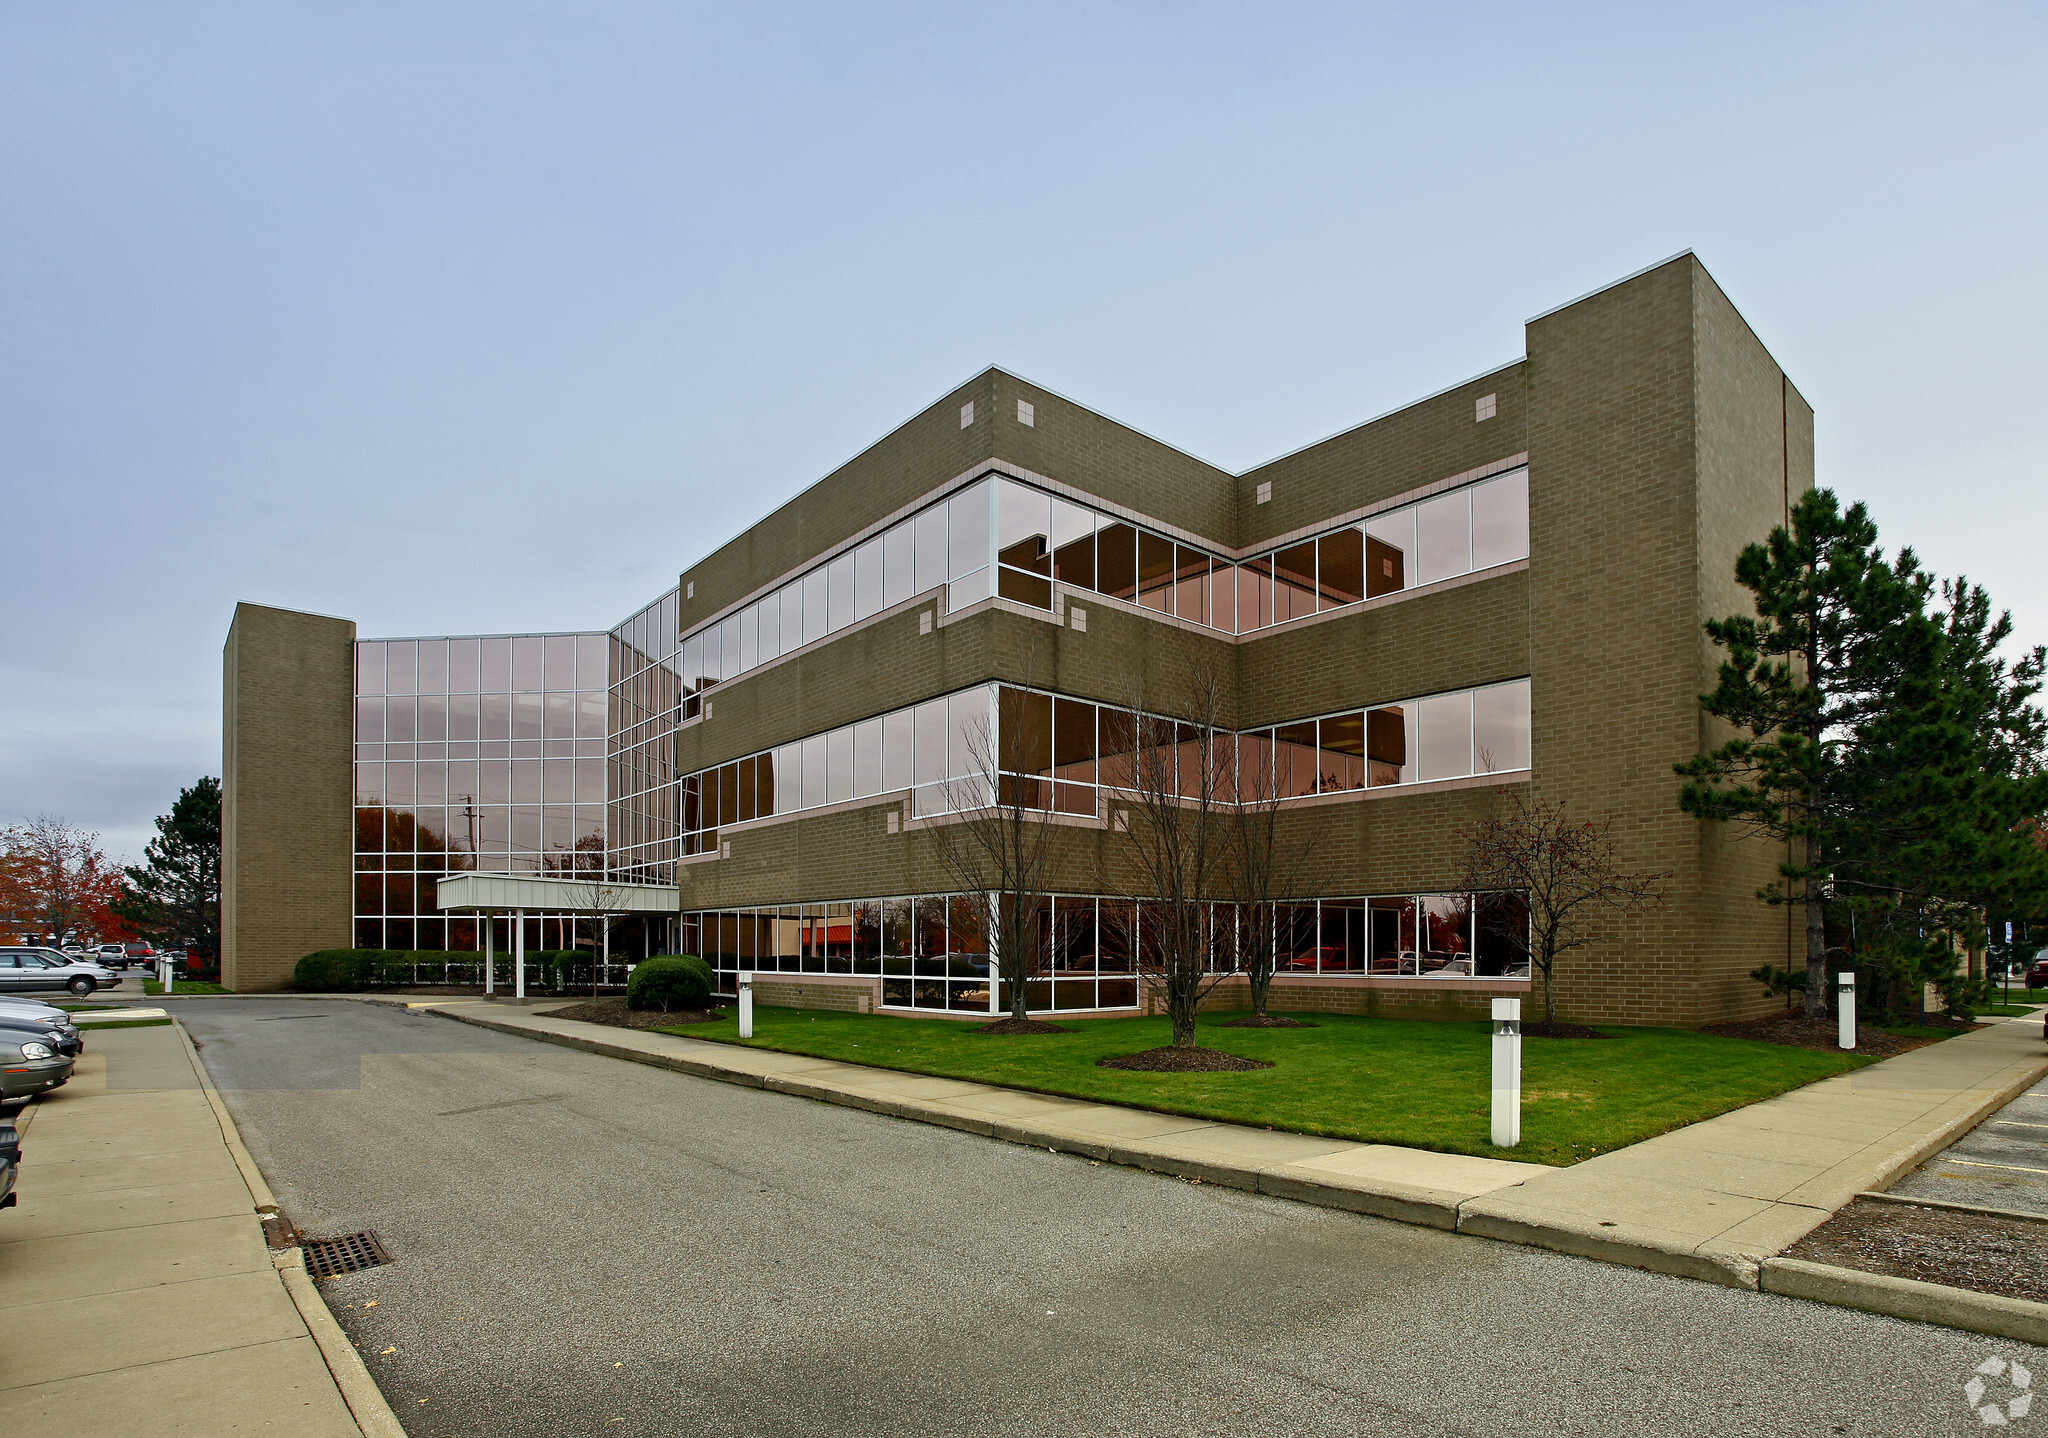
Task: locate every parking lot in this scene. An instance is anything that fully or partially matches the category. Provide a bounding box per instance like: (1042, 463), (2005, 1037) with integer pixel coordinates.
(1893, 1068), (2048, 1215)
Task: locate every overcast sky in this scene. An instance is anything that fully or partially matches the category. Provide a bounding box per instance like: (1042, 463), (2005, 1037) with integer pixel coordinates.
(4, 3), (2044, 865)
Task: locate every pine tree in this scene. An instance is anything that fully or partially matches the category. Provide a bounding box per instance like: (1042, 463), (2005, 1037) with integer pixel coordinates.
(1676, 489), (1931, 1019)
(115, 778), (222, 958)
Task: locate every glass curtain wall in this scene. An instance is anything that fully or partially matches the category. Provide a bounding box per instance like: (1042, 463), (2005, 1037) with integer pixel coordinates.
(678, 678), (1531, 853)
(610, 589), (682, 884)
(353, 633), (607, 951)
(678, 469), (1530, 716)
(682, 889), (1531, 1014)
(684, 688), (993, 855)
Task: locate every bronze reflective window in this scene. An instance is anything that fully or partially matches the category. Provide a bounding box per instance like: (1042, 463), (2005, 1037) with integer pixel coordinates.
(1318, 712), (1365, 792)
(1272, 543), (1317, 623)
(1364, 509), (1411, 597)
(1317, 528), (1364, 608)
(1136, 532), (1174, 612)
(1096, 523), (1138, 601)
(1366, 706), (1411, 786)
(1275, 721), (1317, 798)
(1173, 547), (1208, 624)
(1237, 557), (1273, 632)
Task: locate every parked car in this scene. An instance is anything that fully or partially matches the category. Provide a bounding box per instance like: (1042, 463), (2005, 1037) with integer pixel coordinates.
(2028, 956), (2048, 989)
(0, 1117), (18, 1209)
(123, 943), (156, 962)
(0, 1013), (81, 1060)
(93, 943), (130, 969)
(0, 1033), (73, 1104)
(0, 949), (121, 996)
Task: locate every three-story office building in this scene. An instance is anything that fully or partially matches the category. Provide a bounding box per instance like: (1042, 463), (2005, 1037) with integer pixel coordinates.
(223, 253), (1809, 1026)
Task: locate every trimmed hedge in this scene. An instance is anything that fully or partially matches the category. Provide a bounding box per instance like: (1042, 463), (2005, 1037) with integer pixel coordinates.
(627, 954), (714, 1012)
(292, 948), (607, 992)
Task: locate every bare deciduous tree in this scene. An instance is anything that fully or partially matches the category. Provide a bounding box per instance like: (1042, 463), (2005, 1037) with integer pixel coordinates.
(1224, 725), (1310, 1023)
(1460, 791), (1669, 1028)
(1108, 661), (1239, 1050)
(930, 688), (1061, 1029)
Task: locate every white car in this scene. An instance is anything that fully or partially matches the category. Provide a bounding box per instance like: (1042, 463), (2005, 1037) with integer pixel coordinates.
(0, 950), (122, 996)
(93, 944), (129, 970)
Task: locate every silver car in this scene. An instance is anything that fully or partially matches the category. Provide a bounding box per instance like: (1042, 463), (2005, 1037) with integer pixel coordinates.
(0, 949), (121, 997)
(0, 1035), (72, 1104)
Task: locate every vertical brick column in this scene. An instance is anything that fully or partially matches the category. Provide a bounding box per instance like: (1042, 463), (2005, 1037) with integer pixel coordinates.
(222, 603), (356, 991)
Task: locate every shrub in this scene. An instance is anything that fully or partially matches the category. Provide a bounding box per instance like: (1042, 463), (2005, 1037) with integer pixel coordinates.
(627, 954), (714, 1012)
(293, 950), (377, 992)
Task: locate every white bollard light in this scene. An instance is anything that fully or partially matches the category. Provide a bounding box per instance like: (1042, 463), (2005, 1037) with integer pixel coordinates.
(1837, 970), (1856, 1050)
(514, 909), (526, 1001)
(738, 971), (755, 1038)
(160, 957), (174, 995)
(1491, 996), (1522, 1148)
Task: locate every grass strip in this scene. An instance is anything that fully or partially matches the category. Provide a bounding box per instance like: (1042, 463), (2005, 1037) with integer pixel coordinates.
(658, 1007), (1874, 1167)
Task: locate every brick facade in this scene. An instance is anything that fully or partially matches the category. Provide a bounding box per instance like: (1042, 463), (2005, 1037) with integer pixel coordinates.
(222, 603), (356, 991)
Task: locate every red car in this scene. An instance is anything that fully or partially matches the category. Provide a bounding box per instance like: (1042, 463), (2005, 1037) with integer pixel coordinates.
(2029, 957), (2048, 989)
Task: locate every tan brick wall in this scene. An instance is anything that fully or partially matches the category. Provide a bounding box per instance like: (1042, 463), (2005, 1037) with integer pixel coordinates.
(752, 976), (878, 1014)
(222, 603), (355, 991)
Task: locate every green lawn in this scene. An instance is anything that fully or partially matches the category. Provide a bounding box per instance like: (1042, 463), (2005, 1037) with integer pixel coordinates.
(659, 1007), (1878, 1167)
(72, 1018), (173, 1030)
(142, 979), (229, 996)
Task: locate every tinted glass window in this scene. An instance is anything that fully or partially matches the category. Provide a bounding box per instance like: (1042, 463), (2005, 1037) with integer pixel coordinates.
(1415, 491), (1471, 586)
(1471, 468), (1530, 570)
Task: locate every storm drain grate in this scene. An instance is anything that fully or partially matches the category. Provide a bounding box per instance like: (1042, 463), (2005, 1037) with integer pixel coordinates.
(302, 1230), (393, 1280)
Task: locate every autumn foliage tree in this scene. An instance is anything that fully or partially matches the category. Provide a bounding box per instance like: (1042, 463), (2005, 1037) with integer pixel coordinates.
(0, 816), (124, 946)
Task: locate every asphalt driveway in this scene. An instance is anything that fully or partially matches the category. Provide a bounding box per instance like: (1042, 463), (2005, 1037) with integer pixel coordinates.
(176, 997), (2043, 1438)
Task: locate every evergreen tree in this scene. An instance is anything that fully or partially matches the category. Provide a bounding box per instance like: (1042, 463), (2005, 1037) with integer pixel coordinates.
(1676, 489), (1931, 1019)
(1843, 578), (2048, 1012)
(115, 778), (222, 957)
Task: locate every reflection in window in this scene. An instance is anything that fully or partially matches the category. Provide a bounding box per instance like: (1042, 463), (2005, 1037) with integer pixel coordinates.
(687, 886), (1530, 1012)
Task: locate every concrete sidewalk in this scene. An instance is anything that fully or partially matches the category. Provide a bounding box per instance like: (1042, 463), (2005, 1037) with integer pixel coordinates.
(0, 1024), (395, 1435)
(427, 998), (2048, 1293)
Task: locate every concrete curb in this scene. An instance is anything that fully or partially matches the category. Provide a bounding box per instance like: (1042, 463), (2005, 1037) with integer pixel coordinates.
(175, 1018), (278, 1213)
(1760, 1257), (2048, 1346)
(275, 1247), (411, 1438)
(174, 1017), (408, 1438)
(1855, 1189), (2048, 1226)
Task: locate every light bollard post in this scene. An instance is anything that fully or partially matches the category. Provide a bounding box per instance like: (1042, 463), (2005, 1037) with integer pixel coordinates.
(513, 909), (526, 1001)
(1491, 996), (1521, 1148)
(1837, 970), (1856, 1051)
(738, 971), (754, 1039)
(159, 957), (173, 995)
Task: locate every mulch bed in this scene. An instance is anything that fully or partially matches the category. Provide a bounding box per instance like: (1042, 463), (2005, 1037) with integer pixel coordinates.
(1218, 1015), (1319, 1028)
(1524, 1020), (1606, 1040)
(1785, 1198), (2048, 1305)
(1695, 1014), (1950, 1056)
(973, 1017), (1072, 1035)
(541, 997), (725, 1030)
(1097, 1046), (1273, 1072)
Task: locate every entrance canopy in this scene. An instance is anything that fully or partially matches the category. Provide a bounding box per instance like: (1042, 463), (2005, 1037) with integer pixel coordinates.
(435, 873), (680, 915)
